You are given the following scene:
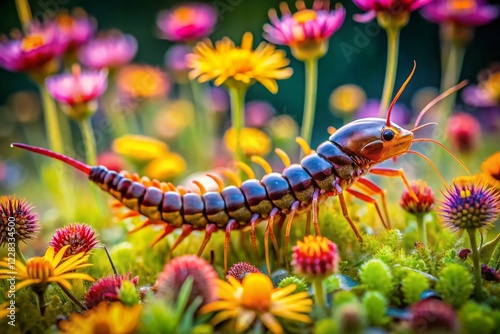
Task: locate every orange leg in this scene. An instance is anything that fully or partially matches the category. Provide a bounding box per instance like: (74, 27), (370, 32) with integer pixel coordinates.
(265, 208), (280, 275)
(346, 188), (388, 230)
(305, 211), (311, 236)
(338, 192), (363, 242)
(284, 201), (300, 271)
(224, 219), (238, 273)
(356, 178), (391, 229)
(129, 219), (163, 234)
(312, 190), (322, 236)
(150, 224), (176, 247)
(197, 223), (217, 257)
(370, 167), (418, 202)
(168, 225), (194, 257)
(249, 214), (260, 256)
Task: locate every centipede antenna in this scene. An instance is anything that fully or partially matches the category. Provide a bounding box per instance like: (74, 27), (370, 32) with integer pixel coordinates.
(275, 148), (291, 167)
(409, 122), (438, 133)
(11, 143), (91, 175)
(206, 173), (225, 192)
(413, 80), (468, 128)
(411, 138), (471, 175)
(251, 156), (273, 175)
(296, 137), (312, 156)
(192, 180), (207, 195)
(406, 150), (447, 186)
(234, 161), (256, 180)
(387, 61), (416, 126)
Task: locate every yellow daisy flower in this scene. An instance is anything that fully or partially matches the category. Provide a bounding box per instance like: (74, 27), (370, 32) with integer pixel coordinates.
(0, 245), (94, 291)
(480, 152), (500, 189)
(112, 135), (169, 162)
(187, 32), (293, 93)
(224, 127), (272, 157)
(201, 273), (312, 334)
(0, 302), (10, 320)
(59, 301), (141, 334)
(144, 153), (187, 180)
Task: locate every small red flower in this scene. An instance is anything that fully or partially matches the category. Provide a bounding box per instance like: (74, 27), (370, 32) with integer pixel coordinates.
(85, 273), (139, 309)
(445, 112), (481, 153)
(226, 262), (261, 283)
(291, 235), (340, 279)
(400, 180), (435, 215)
(410, 299), (460, 334)
(49, 223), (99, 257)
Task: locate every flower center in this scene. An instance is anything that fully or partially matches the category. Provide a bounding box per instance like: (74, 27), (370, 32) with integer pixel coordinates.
(56, 13), (75, 30)
(448, 0), (476, 12)
(293, 10), (318, 24)
(174, 7), (195, 23)
(26, 257), (54, 282)
(229, 49), (254, 74)
(240, 274), (272, 311)
(298, 235), (330, 257)
(21, 34), (45, 52)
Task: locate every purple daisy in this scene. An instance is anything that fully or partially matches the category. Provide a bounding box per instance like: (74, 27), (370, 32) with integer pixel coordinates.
(353, 0), (432, 23)
(157, 3), (217, 42)
(78, 30), (137, 70)
(421, 0), (499, 26)
(56, 8), (96, 53)
(165, 44), (192, 82)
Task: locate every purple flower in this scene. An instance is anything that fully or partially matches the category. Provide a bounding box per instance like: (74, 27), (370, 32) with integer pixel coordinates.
(209, 86), (229, 113)
(165, 44), (192, 82)
(245, 100), (276, 128)
(353, 0), (432, 23)
(157, 3), (217, 42)
(356, 99), (411, 126)
(0, 21), (65, 73)
(421, 0), (499, 26)
(264, 1), (345, 60)
(78, 30), (137, 70)
(56, 8), (96, 53)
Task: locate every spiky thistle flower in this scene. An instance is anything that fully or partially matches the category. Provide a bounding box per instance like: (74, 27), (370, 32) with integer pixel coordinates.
(292, 235), (340, 279)
(226, 262), (261, 283)
(49, 223), (99, 257)
(155, 255), (218, 309)
(0, 195), (39, 246)
(85, 273), (139, 309)
(400, 180), (435, 215)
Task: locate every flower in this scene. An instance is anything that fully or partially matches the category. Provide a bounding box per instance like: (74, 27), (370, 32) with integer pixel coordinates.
(112, 135), (169, 162)
(353, 0), (432, 25)
(438, 176), (500, 231)
(201, 273), (312, 334)
(0, 21), (64, 75)
(224, 127), (272, 157)
(59, 301), (141, 334)
(463, 65), (500, 107)
(155, 100), (195, 139)
(268, 115), (299, 142)
(356, 99), (410, 125)
(165, 44), (192, 83)
(329, 84), (367, 115)
(410, 299), (460, 334)
(0, 195), (39, 246)
(0, 302), (11, 320)
(445, 112), (481, 153)
(480, 152), (500, 189)
(421, 0), (499, 26)
(49, 223), (99, 257)
(117, 64), (170, 100)
(458, 248), (472, 260)
(144, 153), (187, 180)
(209, 86), (230, 113)
(481, 264), (499, 281)
(85, 273), (139, 309)
(157, 3), (217, 42)
(97, 151), (125, 172)
(226, 262), (261, 283)
(292, 235), (340, 279)
(155, 255), (218, 309)
(56, 8), (96, 53)
(245, 101), (276, 128)
(187, 32), (293, 93)
(79, 30), (137, 70)
(264, 1), (345, 60)
(46, 64), (107, 120)
(400, 180), (435, 215)
(0, 245), (94, 291)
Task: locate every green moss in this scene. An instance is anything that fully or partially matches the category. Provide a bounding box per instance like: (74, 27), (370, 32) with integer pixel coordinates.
(459, 301), (498, 334)
(435, 263), (474, 308)
(401, 271), (430, 305)
(359, 259), (393, 297)
(362, 291), (388, 326)
(325, 275), (340, 293)
(278, 276), (309, 293)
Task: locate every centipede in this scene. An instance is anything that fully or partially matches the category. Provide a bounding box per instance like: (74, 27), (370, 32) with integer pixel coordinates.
(11, 63), (470, 273)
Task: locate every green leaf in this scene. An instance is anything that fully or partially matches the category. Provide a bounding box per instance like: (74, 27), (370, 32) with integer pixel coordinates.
(481, 233), (500, 264)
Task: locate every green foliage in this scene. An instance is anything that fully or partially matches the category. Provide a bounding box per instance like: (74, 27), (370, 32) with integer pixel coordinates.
(435, 263), (474, 308)
(278, 276), (308, 293)
(314, 319), (337, 334)
(459, 301), (500, 334)
(333, 302), (366, 334)
(488, 235), (500, 270)
(414, 243), (445, 277)
(359, 259), (393, 297)
(333, 291), (358, 306)
(119, 280), (140, 306)
(401, 271), (430, 305)
(362, 291), (388, 326)
(325, 275), (340, 293)
(480, 233), (500, 264)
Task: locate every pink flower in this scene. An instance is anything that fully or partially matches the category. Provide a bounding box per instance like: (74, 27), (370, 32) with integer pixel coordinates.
(353, 0), (433, 23)
(421, 0), (498, 26)
(56, 8), (96, 53)
(157, 3), (217, 42)
(49, 222), (99, 257)
(78, 30), (137, 70)
(445, 112), (481, 153)
(164, 45), (192, 82)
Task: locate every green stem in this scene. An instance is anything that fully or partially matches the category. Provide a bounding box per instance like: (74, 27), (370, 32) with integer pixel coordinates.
(59, 283), (88, 311)
(15, 0), (32, 29)
(378, 27), (400, 117)
(416, 214), (427, 244)
(439, 42), (465, 122)
(312, 279), (326, 307)
(14, 241), (26, 265)
(300, 59), (318, 145)
(467, 228), (483, 300)
(78, 118), (97, 166)
(35, 289), (46, 316)
(228, 87), (247, 164)
(39, 84), (65, 153)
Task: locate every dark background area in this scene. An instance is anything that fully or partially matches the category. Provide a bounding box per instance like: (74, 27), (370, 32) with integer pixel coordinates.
(0, 0), (499, 144)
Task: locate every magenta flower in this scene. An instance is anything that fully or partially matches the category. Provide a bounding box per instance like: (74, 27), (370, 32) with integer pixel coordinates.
(264, 0), (345, 60)
(421, 0), (499, 26)
(0, 22), (65, 74)
(245, 101), (276, 128)
(78, 31), (137, 70)
(353, 0), (433, 23)
(157, 3), (217, 42)
(56, 8), (96, 53)
(445, 112), (481, 153)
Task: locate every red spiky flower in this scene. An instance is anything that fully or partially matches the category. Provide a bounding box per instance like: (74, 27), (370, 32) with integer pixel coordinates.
(49, 223), (99, 257)
(85, 273), (139, 309)
(292, 235), (340, 279)
(0, 195), (39, 246)
(155, 255), (218, 309)
(400, 180), (435, 215)
(226, 262), (261, 283)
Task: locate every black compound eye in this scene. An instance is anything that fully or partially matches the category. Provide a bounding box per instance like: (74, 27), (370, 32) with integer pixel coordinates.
(382, 129), (395, 141)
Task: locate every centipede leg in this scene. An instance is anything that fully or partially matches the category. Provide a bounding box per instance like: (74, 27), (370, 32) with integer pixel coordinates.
(370, 168), (419, 203)
(305, 211), (311, 236)
(168, 225), (195, 256)
(129, 219), (163, 234)
(265, 208), (280, 275)
(249, 214), (260, 257)
(338, 192), (363, 242)
(312, 190), (321, 236)
(149, 224), (176, 247)
(356, 177), (391, 229)
(224, 219), (238, 273)
(197, 223), (217, 257)
(284, 201), (300, 271)
(346, 188), (388, 230)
